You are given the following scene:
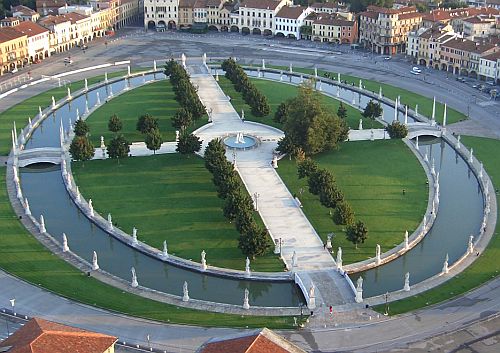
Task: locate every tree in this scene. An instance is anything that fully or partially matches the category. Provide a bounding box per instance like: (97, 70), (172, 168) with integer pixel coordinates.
(346, 221), (368, 249)
(363, 100), (383, 127)
(297, 158), (318, 179)
(108, 114), (122, 135)
(238, 223), (271, 259)
(171, 108), (193, 131)
(213, 167), (241, 199)
(136, 114), (159, 134)
(308, 169), (335, 195)
(387, 121), (409, 139)
(204, 138), (227, 173)
(333, 201), (355, 225)
(69, 136), (94, 165)
(145, 128), (163, 154)
(276, 135), (298, 157)
(74, 119), (90, 137)
(319, 184), (344, 209)
(107, 135), (130, 162)
(299, 25), (312, 36)
(337, 102), (347, 120)
(283, 82), (349, 155)
(274, 101), (290, 124)
(176, 133), (202, 155)
(223, 192), (253, 222)
(235, 209), (255, 235)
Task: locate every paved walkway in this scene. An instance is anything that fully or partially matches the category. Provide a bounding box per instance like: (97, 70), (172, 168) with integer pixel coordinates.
(190, 67), (336, 272)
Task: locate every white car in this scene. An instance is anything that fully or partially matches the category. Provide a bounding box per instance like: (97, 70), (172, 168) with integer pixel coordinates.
(64, 57), (73, 64)
(412, 66), (422, 73)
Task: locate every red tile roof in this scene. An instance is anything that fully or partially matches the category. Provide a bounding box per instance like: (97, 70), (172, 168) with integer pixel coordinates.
(198, 328), (306, 353)
(422, 7), (500, 22)
(14, 21), (49, 37)
(482, 51), (500, 61)
(276, 6), (307, 19)
(0, 26), (26, 43)
(240, 0), (281, 10)
(38, 14), (71, 26)
(61, 12), (89, 24)
(314, 15), (355, 26)
(0, 317), (117, 353)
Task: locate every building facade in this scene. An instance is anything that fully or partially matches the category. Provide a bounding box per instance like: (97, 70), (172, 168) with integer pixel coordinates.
(14, 21), (50, 63)
(311, 15), (357, 44)
(359, 5), (422, 55)
(274, 5), (312, 39)
(479, 51), (500, 82)
(238, 0), (292, 35)
(0, 27), (28, 74)
(144, 0), (179, 30)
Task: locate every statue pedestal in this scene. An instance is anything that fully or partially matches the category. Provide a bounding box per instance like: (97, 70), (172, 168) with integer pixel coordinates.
(355, 289), (363, 303)
(308, 297), (316, 310)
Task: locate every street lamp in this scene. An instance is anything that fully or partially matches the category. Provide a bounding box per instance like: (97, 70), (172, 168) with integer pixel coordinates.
(232, 151), (237, 166)
(384, 292), (390, 316)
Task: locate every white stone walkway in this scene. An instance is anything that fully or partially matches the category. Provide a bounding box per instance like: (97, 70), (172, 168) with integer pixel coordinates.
(190, 67), (336, 271)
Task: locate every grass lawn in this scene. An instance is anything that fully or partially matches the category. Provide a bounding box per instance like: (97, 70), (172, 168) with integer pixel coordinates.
(72, 153), (284, 272)
(0, 171), (301, 328)
(0, 70), (143, 156)
(217, 77), (381, 130)
(373, 136), (499, 315)
(277, 139), (428, 264)
(244, 64), (466, 126)
(85, 80), (207, 146)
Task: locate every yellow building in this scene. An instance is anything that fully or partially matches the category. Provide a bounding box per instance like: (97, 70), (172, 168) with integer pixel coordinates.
(0, 27), (28, 75)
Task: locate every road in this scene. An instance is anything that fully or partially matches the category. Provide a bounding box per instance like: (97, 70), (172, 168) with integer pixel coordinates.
(0, 26), (499, 352)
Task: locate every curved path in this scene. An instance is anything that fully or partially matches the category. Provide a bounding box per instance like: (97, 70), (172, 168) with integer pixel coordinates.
(1, 268), (498, 352)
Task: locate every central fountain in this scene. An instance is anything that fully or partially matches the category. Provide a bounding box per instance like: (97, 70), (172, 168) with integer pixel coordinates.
(223, 132), (258, 150)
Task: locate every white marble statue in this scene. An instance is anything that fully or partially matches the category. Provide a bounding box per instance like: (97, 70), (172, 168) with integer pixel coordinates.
(336, 247), (343, 271)
(163, 240), (168, 258)
(243, 288), (250, 309)
(62, 233), (69, 252)
(131, 267), (138, 288)
(92, 251), (99, 270)
(182, 281), (189, 301)
(201, 250), (207, 270)
(403, 272), (410, 291)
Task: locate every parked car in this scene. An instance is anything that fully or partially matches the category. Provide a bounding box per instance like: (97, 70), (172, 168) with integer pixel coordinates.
(411, 70), (420, 75)
(11, 68), (18, 74)
(412, 66), (422, 73)
(64, 57), (73, 64)
(81, 44), (88, 50)
(472, 84), (480, 89)
(384, 56), (391, 61)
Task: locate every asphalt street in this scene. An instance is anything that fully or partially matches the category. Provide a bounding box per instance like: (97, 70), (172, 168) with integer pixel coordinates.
(0, 26), (499, 352)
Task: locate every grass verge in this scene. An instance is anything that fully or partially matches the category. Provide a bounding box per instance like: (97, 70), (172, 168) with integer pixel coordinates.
(217, 76), (382, 130)
(372, 136), (499, 315)
(72, 154), (284, 272)
(277, 139), (428, 264)
(0, 171), (301, 328)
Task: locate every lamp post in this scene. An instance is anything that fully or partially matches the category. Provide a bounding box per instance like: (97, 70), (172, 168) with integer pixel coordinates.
(384, 292), (390, 316)
(146, 334), (151, 350)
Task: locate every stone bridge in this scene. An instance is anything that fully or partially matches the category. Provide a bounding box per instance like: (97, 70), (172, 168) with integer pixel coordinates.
(406, 123), (442, 140)
(17, 147), (62, 167)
